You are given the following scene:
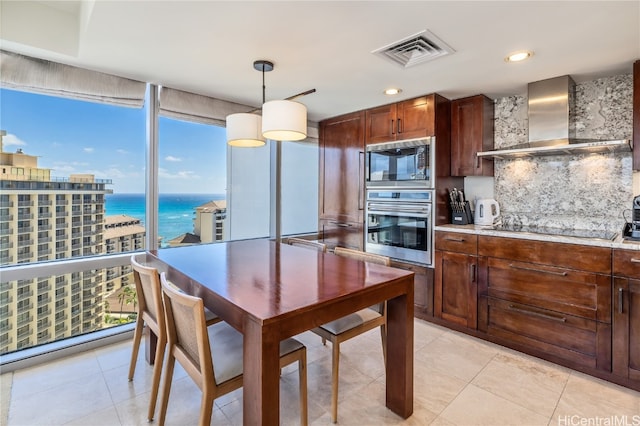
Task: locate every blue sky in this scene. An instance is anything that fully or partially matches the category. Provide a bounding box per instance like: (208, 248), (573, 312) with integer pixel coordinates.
(0, 88), (227, 194)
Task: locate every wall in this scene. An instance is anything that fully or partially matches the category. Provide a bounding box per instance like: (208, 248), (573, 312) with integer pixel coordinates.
(489, 74), (633, 234)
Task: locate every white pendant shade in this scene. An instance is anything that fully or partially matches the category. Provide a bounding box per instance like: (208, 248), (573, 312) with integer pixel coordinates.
(262, 100), (307, 141)
(226, 113), (266, 147)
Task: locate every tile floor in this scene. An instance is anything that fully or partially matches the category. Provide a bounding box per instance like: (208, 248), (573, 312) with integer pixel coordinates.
(2, 319), (639, 425)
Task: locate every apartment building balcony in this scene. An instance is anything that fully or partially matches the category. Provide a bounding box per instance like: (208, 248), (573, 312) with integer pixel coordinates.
(38, 224), (52, 231)
(0, 242), (13, 250)
(17, 213), (33, 220)
(0, 201), (14, 208)
(17, 201), (33, 207)
(37, 296), (51, 307)
(55, 211), (69, 217)
(55, 199), (68, 205)
(39, 212), (53, 218)
(0, 214), (13, 221)
(71, 199), (82, 205)
(0, 228), (12, 236)
(16, 327), (31, 341)
(17, 227), (33, 234)
(38, 236), (52, 244)
(17, 253), (33, 262)
(17, 239), (34, 247)
(38, 200), (53, 206)
(56, 222), (67, 230)
(55, 245), (68, 252)
(37, 249), (52, 256)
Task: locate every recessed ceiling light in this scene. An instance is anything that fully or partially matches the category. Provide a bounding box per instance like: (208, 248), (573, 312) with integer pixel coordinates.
(505, 51), (533, 63)
(384, 88), (402, 95)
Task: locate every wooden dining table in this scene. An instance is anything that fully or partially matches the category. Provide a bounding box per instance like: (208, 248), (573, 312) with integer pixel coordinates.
(145, 238), (415, 425)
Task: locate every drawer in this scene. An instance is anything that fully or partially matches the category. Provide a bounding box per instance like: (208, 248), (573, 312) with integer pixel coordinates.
(478, 235), (611, 274)
(486, 297), (611, 371)
(485, 257), (611, 322)
(435, 231), (477, 254)
(613, 249), (640, 279)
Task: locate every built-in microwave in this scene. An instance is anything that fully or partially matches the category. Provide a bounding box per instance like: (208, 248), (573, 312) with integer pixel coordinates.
(365, 137), (434, 188)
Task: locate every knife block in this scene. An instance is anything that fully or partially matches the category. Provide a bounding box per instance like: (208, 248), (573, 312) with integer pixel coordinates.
(451, 201), (473, 225)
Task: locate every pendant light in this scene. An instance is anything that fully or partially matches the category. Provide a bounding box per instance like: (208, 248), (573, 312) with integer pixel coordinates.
(226, 60), (273, 147)
(262, 99), (307, 141)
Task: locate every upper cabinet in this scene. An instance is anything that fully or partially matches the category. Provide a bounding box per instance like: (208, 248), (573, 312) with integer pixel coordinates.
(451, 95), (495, 177)
(319, 110), (365, 225)
(365, 95), (435, 144)
(633, 60), (639, 170)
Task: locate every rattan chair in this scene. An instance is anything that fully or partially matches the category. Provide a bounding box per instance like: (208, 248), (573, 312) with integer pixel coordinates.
(158, 272), (308, 426)
(127, 255), (220, 422)
(287, 237), (327, 252)
(313, 246), (390, 423)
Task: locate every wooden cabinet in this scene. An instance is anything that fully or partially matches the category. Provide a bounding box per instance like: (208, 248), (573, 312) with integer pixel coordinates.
(451, 95), (494, 177)
(434, 231), (478, 328)
(365, 95), (435, 144)
(319, 111), (365, 235)
(478, 236), (612, 372)
(633, 60), (639, 170)
(391, 260), (434, 318)
(612, 249), (640, 382)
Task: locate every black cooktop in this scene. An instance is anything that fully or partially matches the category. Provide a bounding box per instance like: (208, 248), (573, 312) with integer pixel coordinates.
(493, 224), (617, 241)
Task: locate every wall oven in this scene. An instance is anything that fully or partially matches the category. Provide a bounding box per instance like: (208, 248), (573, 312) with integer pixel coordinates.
(365, 137), (434, 188)
(365, 189), (433, 265)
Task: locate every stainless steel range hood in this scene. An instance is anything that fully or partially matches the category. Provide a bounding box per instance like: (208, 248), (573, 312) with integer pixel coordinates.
(477, 75), (632, 159)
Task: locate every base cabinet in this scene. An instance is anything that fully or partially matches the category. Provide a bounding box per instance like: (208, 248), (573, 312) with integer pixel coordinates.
(434, 231), (478, 328)
(391, 260), (434, 318)
(612, 250), (640, 382)
(478, 236), (612, 372)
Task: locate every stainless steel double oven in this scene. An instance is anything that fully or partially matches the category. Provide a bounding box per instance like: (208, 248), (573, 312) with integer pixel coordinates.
(364, 138), (435, 266)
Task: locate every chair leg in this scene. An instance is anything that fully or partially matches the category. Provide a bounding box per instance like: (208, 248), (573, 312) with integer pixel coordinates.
(147, 334), (166, 421)
(157, 352), (176, 426)
(298, 349), (308, 426)
(331, 340), (340, 423)
(128, 318), (144, 381)
(380, 324), (387, 368)
(198, 389), (215, 426)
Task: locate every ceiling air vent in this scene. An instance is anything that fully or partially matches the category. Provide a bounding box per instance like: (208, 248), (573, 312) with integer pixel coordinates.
(372, 30), (454, 68)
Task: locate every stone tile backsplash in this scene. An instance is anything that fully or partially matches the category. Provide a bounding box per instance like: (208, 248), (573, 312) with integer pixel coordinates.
(493, 74), (633, 234)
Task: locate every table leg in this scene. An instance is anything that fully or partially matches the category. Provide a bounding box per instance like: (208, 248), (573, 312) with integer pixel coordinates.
(145, 328), (158, 365)
(385, 287), (414, 418)
(243, 319), (280, 425)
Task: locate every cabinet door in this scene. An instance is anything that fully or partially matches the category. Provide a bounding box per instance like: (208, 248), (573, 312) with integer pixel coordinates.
(451, 95), (494, 177)
(319, 111), (365, 223)
(633, 60), (639, 170)
(613, 277), (640, 381)
(434, 250), (477, 328)
(365, 104), (396, 144)
(397, 96), (434, 140)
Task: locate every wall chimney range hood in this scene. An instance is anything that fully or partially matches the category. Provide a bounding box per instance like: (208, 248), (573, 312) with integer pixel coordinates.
(477, 75), (632, 159)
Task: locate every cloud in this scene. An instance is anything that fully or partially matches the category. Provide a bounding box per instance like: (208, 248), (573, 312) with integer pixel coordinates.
(165, 156), (182, 162)
(83, 147), (94, 153)
(2, 133), (27, 147)
(116, 149), (129, 154)
(158, 167), (199, 179)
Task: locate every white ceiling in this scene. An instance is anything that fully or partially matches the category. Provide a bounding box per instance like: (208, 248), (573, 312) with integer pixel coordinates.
(1, 1), (639, 122)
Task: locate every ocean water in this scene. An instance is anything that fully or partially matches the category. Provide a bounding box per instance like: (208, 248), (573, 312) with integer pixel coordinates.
(105, 193), (225, 246)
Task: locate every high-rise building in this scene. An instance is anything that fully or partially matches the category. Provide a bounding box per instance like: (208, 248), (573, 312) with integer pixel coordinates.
(167, 199), (226, 247)
(0, 132), (120, 354)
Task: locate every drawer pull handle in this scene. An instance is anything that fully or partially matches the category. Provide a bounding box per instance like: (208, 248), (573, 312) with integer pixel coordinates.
(508, 304), (567, 323)
(445, 237), (466, 242)
(618, 288), (624, 314)
(630, 258), (640, 263)
(509, 264), (568, 277)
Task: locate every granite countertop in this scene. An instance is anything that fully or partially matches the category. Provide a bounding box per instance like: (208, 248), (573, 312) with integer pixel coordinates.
(435, 224), (640, 251)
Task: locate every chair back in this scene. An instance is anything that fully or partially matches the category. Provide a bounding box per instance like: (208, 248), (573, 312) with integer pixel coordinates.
(333, 247), (390, 314)
(131, 255), (165, 335)
(333, 246), (391, 266)
(160, 272), (215, 388)
(287, 237), (327, 252)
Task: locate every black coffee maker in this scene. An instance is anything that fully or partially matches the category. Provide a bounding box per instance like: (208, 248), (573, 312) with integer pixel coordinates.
(632, 196), (640, 238)
(623, 195), (640, 241)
